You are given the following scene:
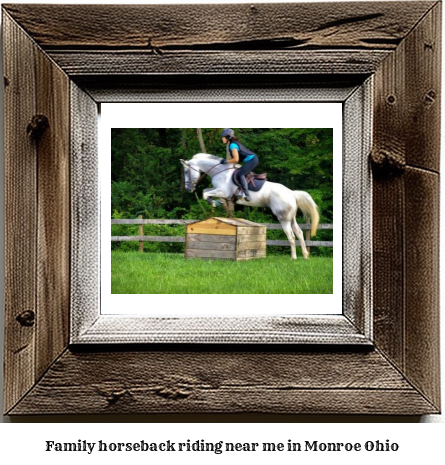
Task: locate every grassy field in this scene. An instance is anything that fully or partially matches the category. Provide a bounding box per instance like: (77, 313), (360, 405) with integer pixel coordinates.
(111, 252), (333, 294)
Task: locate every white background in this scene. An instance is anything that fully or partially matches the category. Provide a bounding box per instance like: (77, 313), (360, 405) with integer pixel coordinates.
(101, 102), (343, 315)
(0, 0), (444, 462)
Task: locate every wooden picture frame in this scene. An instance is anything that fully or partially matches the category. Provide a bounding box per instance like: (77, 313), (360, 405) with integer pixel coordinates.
(2, 2), (441, 415)
(76, 90), (368, 345)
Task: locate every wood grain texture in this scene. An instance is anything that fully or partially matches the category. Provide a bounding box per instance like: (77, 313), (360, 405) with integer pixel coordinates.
(372, 2), (441, 411)
(35, 31), (71, 382)
(404, 168), (440, 408)
(3, 12), (38, 414)
(404, 2), (441, 172)
(185, 249), (236, 260)
(185, 218), (266, 260)
(2, 2), (433, 78)
(82, 76), (362, 103)
(2, 2), (435, 49)
(3, 10), (71, 412)
(342, 80), (373, 337)
(47, 50), (390, 76)
(372, 1), (441, 172)
(8, 349), (437, 415)
(372, 24), (407, 371)
(75, 315), (371, 345)
(70, 83), (100, 340)
(188, 234), (237, 245)
(372, 175), (405, 368)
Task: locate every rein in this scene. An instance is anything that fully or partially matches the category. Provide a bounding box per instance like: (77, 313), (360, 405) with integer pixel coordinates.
(185, 161), (233, 189)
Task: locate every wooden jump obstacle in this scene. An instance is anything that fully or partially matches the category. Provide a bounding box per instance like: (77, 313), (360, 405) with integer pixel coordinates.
(185, 217), (267, 261)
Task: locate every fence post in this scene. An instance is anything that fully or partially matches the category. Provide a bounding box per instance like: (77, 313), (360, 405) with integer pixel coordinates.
(138, 215), (144, 252)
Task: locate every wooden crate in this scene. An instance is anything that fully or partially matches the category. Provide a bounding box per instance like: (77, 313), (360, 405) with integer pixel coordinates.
(185, 217), (267, 261)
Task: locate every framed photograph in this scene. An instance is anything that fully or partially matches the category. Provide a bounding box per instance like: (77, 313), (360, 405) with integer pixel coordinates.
(3, 2), (440, 415)
(97, 102), (354, 344)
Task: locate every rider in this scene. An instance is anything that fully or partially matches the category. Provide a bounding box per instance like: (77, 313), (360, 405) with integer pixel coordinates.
(220, 128), (258, 201)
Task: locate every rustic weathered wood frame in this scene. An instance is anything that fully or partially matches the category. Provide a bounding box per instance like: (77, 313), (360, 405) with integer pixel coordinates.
(2, 2), (441, 415)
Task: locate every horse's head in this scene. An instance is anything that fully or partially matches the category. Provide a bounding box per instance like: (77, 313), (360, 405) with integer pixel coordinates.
(180, 158), (201, 193)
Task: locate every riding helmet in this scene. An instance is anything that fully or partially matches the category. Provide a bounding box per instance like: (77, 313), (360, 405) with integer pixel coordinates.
(221, 128), (235, 139)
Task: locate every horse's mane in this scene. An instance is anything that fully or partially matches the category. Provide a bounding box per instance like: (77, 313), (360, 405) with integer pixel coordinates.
(192, 153), (221, 161)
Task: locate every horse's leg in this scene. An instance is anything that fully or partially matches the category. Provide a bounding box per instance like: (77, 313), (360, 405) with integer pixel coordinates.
(281, 220), (297, 260)
(292, 218), (309, 259)
(204, 196), (215, 206)
(203, 187), (230, 207)
(203, 187), (229, 200)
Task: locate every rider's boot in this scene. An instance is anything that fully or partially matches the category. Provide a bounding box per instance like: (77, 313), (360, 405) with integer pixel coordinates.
(239, 175), (250, 201)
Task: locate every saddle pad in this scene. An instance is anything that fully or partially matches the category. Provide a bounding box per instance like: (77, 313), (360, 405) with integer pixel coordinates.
(232, 169), (266, 192)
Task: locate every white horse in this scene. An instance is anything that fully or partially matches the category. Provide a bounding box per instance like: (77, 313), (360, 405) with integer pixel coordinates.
(180, 153), (319, 260)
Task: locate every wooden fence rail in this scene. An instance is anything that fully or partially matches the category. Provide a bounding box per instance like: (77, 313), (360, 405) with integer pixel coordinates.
(111, 218), (333, 248)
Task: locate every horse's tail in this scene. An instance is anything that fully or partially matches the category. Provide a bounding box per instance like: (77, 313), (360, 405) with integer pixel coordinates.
(294, 191), (319, 237)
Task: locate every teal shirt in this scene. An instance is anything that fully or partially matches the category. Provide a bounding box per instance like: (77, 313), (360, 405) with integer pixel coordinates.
(229, 142), (255, 162)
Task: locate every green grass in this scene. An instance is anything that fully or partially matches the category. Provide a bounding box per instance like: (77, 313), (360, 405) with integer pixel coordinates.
(111, 252), (333, 294)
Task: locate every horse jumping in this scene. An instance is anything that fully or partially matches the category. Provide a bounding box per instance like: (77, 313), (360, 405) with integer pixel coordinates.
(180, 153), (319, 260)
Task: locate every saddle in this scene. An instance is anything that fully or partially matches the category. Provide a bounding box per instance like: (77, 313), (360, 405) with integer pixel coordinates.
(232, 168), (267, 192)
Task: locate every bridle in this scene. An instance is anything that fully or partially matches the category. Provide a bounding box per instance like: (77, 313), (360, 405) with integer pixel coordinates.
(184, 161), (233, 190)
